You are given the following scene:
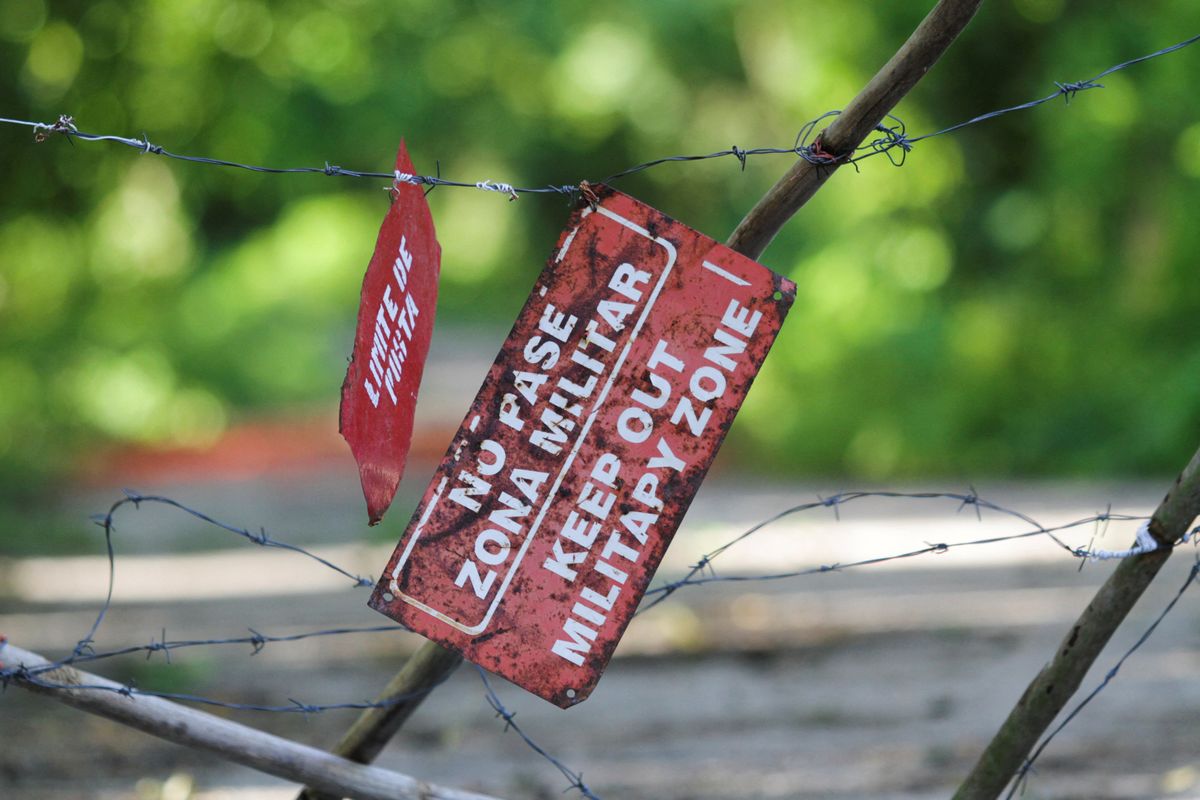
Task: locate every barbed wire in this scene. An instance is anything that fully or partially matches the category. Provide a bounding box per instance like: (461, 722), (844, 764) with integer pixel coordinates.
(1, 32), (1197, 199)
(0, 112), (579, 198)
(65, 624), (405, 668)
(97, 490), (375, 588)
(636, 490), (1172, 615)
(0, 489), (602, 797)
(64, 489), (373, 668)
(1, 487), (1196, 798)
(477, 666), (602, 800)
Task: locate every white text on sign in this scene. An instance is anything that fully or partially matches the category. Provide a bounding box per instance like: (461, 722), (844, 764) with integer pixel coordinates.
(363, 236), (420, 408)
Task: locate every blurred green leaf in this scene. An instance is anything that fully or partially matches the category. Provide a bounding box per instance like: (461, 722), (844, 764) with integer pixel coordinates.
(1, 0), (1199, 504)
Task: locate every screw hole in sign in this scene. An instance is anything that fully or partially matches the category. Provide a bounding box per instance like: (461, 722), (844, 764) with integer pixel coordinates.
(566, 689), (577, 699)
(772, 290), (783, 301)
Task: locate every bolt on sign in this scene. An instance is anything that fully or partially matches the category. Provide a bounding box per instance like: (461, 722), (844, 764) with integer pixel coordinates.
(340, 141), (441, 525)
(370, 185), (795, 707)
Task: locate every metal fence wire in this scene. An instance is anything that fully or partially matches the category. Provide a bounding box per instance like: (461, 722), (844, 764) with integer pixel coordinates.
(3, 29), (1200, 800)
(2, 487), (1198, 798)
(0, 34), (1196, 199)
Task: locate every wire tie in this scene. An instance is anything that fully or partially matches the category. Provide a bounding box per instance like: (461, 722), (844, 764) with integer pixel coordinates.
(476, 179), (519, 201)
(874, 123), (913, 154)
(578, 180), (600, 210)
(1088, 521), (1159, 561)
(33, 114), (77, 143)
(799, 138), (843, 166)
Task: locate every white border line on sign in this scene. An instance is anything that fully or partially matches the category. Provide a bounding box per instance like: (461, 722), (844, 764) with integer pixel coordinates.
(389, 201), (678, 635)
(701, 259), (751, 286)
(555, 206), (593, 263)
(390, 476), (449, 584)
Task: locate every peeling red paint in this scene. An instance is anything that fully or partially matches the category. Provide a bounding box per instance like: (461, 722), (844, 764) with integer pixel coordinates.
(370, 185), (794, 707)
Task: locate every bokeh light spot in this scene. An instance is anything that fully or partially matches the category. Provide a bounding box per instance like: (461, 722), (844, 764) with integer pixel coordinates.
(21, 21), (83, 101)
(0, 0), (46, 42)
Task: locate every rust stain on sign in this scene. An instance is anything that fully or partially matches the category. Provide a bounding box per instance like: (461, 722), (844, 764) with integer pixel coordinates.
(370, 185), (795, 707)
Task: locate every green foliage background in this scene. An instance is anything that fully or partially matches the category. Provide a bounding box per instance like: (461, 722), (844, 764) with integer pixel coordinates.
(2, 0), (1199, 500)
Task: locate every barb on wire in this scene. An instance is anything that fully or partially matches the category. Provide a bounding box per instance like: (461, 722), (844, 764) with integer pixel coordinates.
(477, 666), (603, 800)
(1006, 556), (1200, 799)
(1, 33), (1196, 196)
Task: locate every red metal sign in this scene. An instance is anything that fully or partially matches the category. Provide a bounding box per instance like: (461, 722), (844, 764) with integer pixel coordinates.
(370, 185), (795, 706)
(340, 141), (441, 525)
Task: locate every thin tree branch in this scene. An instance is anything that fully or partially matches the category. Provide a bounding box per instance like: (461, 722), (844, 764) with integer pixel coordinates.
(952, 444), (1200, 799)
(1, 642), (500, 800)
(727, 0), (985, 259)
(297, 641), (463, 800)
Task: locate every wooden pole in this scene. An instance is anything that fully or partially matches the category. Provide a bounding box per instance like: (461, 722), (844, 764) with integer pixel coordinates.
(952, 444), (1200, 799)
(1, 642), (501, 800)
(728, 0), (985, 260)
(296, 4), (987, 797)
(297, 641), (463, 800)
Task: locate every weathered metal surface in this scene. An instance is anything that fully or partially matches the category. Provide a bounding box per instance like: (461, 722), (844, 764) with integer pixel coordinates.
(340, 141), (441, 525)
(370, 185), (795, 707)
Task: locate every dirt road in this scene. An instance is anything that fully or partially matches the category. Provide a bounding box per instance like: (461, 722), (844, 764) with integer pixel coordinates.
(3, 471), (1200, 799)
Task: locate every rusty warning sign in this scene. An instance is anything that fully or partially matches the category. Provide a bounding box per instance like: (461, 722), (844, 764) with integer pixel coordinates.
(369, 185), (795, 707)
